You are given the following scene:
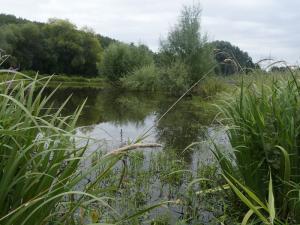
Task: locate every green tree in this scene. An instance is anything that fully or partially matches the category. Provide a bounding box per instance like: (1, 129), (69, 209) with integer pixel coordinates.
(159, 3), (214, 84)
(96, 34), (118, 49)
(270, 66), (289, 73)
(43, 19), (102, 76)
(0, 23), (44, 70)
(0, 24), (20, 67)
(0, 14), (29, 27)
(0, 18), (102, 76)
(101, 43), (153, 82)
(211, 40), (255, 75)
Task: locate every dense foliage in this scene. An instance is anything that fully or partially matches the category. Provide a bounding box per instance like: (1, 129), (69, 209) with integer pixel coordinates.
(0, 14), (30, 26)
(0, 8), (256, 91)
(211, 40), (255, 75)
(101, 43), (154, 81)
(96, 34), (118, 49)
(159, 4), (215, 84)
(270, 66), (290, 73)
(0, 18), (102, 76)
(216, 74), (300, 224)
(122, 61), (190, 93)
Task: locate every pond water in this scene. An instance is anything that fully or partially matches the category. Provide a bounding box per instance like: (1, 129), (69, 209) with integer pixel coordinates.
(49, 87), (222, 152)
(47, 87), (231, 224)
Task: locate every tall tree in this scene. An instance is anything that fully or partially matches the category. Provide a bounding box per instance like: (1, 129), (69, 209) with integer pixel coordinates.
(0, 18), (103, 76)
(159, 3), (214, 84)
(211, 40), (255, 75)
(0, 14), (30, 27)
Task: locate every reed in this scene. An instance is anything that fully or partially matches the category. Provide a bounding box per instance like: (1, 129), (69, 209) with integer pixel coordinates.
(0, 70), (133, 224)
(215, 71), (300, 224)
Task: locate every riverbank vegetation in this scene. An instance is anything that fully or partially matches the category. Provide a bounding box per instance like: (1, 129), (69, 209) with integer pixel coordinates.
(1, 2), (300, 225)
(0, 3), (258, 95)
(0, 70), (175, 224)
(2, 66), (300, 224)
(214, 70), (300, 224)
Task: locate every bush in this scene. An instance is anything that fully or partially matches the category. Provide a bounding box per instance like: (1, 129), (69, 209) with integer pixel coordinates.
(158, 61), (190, 94)
(194, 76), (229, 98)
(122, 62), (190, 94)
(101, 43), (153, 82)
(121, 64), (159, 91)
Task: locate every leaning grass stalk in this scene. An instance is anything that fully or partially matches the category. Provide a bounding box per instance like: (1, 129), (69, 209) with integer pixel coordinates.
(109, 143), (162, 155)
(136, 65), (217, 142)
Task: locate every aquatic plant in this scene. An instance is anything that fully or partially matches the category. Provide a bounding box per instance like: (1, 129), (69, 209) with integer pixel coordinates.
(0, 70), (166, 224)
(216, 69), (300, 224)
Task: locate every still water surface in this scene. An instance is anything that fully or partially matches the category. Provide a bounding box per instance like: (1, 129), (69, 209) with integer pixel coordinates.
(49, 87), (224, 154)
(48, 87), (230, 223)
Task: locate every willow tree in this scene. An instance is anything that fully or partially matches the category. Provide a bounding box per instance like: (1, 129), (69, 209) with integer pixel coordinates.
(159, 3), (214, 84)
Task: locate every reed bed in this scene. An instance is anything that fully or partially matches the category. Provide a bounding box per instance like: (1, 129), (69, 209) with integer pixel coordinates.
(0, 70), (139, 224)
(216, 71), (300, 224)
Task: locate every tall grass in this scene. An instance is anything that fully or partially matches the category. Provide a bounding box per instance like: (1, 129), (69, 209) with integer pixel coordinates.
(216, 72), (300, 224)
(0, 70), (137, 224)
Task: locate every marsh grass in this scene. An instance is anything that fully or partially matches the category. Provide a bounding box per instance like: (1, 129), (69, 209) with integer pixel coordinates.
(215, 70), (300, 224)
(19, 70), (108, 89)
(0, 70), (111, 224)
(98, 147), (233, 225)
(0, 70), (167, 224)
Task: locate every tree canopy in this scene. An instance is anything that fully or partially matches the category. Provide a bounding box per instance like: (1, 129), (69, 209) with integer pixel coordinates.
(0, 14), (30, 27)
(210, 40), (255, 75)
(0, 14), (115, 76)
(101, 43), (154, 81)
(159, 4), (214, 84)
(0, 13), (256, 81)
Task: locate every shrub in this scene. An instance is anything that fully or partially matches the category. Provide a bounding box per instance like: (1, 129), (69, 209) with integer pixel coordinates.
(158, 61), (190, 94)
(121, 64), (159, 91)
(101, 43), (153, 82)
(122, 62), (190, 95)
(194, 76), (229, 98)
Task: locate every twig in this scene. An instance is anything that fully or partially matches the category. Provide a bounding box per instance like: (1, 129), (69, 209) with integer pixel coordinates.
(109, 143), (162, 155)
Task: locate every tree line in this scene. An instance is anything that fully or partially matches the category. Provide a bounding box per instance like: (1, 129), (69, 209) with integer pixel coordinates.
(0, 5), (256, 90)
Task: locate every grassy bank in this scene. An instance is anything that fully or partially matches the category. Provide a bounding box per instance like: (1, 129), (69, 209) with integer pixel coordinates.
(23, 71), (110, 88)
(2, 66), (300, 224)
(0, 70), (168, 224)
(0, 69), (230, 97)
(0, 70), (109, 89)
(213, 69), (300, 224)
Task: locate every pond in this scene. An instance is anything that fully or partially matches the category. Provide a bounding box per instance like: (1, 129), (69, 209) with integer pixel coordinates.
(47, 87), (231, 224)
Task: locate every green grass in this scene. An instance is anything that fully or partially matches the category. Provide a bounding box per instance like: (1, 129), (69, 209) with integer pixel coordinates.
(20, 70), (109, 89)
(4, 65), (300, 224)
(214, 70), (300, 224)
(0, 70), (152, 224)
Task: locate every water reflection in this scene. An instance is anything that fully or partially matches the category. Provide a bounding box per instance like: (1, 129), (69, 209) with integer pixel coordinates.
(44, 87), (231, 223)
(45, 87), (215, 160)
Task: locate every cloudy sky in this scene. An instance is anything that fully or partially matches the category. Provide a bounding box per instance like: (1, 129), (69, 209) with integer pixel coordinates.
(0, 0), (299, 64)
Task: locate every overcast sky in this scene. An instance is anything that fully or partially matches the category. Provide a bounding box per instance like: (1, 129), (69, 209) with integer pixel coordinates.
(0, 0), (299, 64)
